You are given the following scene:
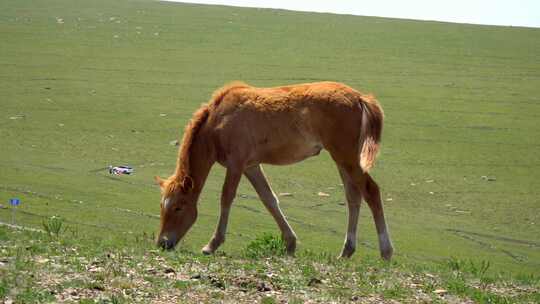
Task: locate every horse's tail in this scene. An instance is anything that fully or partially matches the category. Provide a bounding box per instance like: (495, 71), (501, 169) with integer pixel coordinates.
(358, 94), (384, 173)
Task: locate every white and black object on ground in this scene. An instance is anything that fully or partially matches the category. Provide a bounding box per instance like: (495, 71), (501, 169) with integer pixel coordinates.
(109, 165), (134, 175)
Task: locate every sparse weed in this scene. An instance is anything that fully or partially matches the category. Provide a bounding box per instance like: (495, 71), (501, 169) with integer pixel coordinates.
(446, 276), (468, 294)
(301, 262), (318, 278)
(447, 257), (491, 279)
(382, 284), (407, 299)
(174, 280), (191, 290)
(243, 233), (285, 259)
(0, 279), (7, 299)
(515, 273), (540, 285)
(110, 294), (125, 304)
(42, 216), (65, 238)
(261, 296), (277, 304)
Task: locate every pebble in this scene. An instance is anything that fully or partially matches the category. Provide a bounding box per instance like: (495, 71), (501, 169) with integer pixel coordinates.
(434, 288), (447, 295)
(308, 277), (322, 286)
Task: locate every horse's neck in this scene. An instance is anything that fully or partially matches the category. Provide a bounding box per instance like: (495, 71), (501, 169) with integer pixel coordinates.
(178, 134), (215, 194)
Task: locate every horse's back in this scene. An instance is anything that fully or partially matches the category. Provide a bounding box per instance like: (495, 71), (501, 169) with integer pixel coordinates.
(209, 82), (365, 166)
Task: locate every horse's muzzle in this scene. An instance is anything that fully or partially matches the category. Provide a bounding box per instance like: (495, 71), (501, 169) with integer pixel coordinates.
(157, 237), (176, 250)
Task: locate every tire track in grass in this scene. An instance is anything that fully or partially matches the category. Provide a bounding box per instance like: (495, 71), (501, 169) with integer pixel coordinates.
(387, 138), (540, 149)
(0, 185), (156, 230)
(447, 229), (534, 262)
(0, 221), (44, 233)
(446, 228), (540, 248)
(0, 207), (120, 231)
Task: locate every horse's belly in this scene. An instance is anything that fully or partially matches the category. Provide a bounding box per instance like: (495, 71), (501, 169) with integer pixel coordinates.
(258, 141), (323, 165)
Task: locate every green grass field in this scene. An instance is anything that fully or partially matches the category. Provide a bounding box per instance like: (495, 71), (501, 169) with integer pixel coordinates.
(1, 0), (539, 286)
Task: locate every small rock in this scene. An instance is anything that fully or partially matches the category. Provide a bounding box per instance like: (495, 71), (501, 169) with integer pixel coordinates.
(434, 289), (447, 295)
(308, 277), (322, 286)
(256, 281), (271, 292)
(68, 288), (78, 296)
(429, 191), (434, 195)
(209, 276), (225, 289)
(159, 113), (167, 117)
(279, 192), (293, 197)
(91, 284), (105, 291)
(36, 258), (50, 264)
(426, 179), (434, 183)
(169, 140), (179, 146)
(317, 192), (330, 197)
(386, 198), (393, 202)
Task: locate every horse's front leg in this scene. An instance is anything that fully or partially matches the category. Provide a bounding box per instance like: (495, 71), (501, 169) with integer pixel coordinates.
(244, 165), (297, 255)
(202, 166), (243, 255)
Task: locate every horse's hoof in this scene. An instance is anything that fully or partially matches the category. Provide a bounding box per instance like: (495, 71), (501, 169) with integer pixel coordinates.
(381, 247), (394, 261)
(201, 246), (215, 255)
(285, 243), (296, 257)
(339, 240), (355, 258)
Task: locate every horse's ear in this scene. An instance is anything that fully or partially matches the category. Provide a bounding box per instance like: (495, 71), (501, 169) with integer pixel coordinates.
(154, 176), (165, 188)
(181, 176), (194, 193)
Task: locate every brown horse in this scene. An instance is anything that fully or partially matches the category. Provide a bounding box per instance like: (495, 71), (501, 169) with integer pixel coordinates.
(155, 81), (393, 260)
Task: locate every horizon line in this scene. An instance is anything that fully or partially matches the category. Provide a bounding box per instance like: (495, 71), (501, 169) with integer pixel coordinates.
(161, 0), (540, 29)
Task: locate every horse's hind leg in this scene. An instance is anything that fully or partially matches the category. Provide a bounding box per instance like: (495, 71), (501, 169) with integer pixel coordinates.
(362, 174), (393, 260)
(337, 165), (362, 258)
(244, 165), (297, 255)
(337, 164), (393, 260)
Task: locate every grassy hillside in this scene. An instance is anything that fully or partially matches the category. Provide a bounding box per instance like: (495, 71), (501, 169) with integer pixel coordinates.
(1, 227), (539, 303)
(1, 0), (539, 285)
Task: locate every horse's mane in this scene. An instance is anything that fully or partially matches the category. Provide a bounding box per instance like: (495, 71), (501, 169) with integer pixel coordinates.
(166, 81), (250, 195)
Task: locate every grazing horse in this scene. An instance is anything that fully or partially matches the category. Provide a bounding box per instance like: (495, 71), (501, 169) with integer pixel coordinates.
(155, 81), (393, 260)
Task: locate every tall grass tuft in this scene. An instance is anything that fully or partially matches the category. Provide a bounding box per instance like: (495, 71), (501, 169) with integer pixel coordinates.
(42, 216), (65, 238)
(243, 233), (286, 259)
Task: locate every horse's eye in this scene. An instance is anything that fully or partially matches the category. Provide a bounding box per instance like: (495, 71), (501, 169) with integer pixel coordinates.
(174, 206), (183, 212)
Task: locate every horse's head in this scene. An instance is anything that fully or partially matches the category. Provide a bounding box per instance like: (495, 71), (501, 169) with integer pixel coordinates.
(155, 176), (198, 250)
